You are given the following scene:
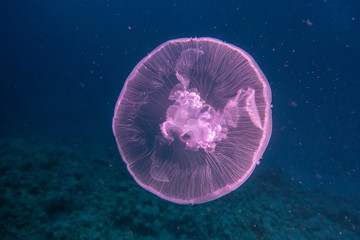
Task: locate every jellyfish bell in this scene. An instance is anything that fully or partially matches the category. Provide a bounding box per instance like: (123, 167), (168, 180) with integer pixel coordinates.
(113, 37), (272, 204)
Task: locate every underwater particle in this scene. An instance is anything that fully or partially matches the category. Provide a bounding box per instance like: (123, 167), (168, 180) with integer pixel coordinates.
(306, 19), (313, 26)
(112, 37), (272, 204)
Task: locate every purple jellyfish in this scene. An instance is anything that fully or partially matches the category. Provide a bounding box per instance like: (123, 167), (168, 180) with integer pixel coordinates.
(113, 37), (272, 204)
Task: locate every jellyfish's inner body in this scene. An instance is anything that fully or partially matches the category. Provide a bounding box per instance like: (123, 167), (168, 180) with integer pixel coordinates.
(160, 83), (261, 153)
(160, 84), (227, 153)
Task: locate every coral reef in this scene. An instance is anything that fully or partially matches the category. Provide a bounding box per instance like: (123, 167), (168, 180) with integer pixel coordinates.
(0, 137), (359, 239)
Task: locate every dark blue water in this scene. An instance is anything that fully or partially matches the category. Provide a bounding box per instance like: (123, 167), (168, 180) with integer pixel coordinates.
(1, 0), (359, 239)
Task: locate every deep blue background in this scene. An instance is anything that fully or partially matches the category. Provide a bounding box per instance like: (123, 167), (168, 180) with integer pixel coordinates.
(1, 0), (359, 198)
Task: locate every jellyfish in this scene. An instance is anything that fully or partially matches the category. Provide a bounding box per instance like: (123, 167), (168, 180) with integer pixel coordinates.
(112, 37), (272, 204)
